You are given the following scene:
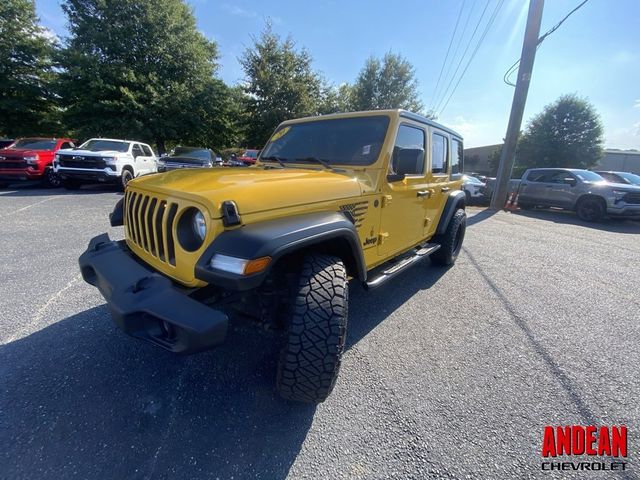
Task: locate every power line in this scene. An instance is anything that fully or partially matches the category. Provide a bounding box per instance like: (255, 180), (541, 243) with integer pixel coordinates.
(431, 0), (478, 112)
(429, 0), (467, 112)
(432, 0), (492, 114)
(438, 0), (505, 115)
(503, 0), (590, 86)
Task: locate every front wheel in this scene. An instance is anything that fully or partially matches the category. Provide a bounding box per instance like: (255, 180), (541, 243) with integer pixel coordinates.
(119, 169), (133, 191)
(576, 196), (606, 222)
(431, 208), (466, 266)
(42, 167), (61, 188)
(276, 253), (348, 403)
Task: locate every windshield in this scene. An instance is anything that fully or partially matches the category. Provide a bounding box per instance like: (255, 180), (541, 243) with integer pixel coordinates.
(464, 175), (484, 185)
(616, 172), (640, 185)
(574, 170), (605, 182)
(261, 115), (390, 166)
(10, 139), (57, 150)
(170, 147), (211, 160)
(80, 139), (130, 152)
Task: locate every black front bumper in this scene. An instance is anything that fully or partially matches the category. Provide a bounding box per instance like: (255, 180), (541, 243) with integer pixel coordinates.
(79, 234), (228, 354)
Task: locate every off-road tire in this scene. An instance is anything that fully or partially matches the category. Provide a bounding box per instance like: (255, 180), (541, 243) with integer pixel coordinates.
(276, 253), (348, 403)
(576, 196), (606, 222)
(431, 208), (466, 266)
(62, 179), (82, 190)
(42, 166), (61, 188)
(120, 168), (133, 191)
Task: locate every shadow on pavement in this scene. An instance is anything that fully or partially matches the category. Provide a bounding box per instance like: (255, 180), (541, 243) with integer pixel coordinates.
(514, 208), (640, 234)
(1, 262), (449, 479)
(466, 207), (498, 227)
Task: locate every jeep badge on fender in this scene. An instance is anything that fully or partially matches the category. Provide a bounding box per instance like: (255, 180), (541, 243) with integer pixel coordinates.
(79, 109), (467, 403)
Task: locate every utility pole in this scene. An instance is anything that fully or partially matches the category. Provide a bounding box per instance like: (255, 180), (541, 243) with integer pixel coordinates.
(490, 0), (544, 210)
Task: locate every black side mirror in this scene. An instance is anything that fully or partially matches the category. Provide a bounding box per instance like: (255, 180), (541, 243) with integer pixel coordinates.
(387, 173), (406, 182)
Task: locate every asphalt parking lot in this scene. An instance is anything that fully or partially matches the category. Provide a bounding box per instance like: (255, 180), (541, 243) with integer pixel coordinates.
(1, 185), (639, 479)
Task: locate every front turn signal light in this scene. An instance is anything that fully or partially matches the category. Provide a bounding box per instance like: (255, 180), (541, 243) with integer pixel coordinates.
(243, 256), (271, 275)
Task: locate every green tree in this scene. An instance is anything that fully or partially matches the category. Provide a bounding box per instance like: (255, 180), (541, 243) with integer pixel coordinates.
(240, 24), (324, 147)
(517, 94), (604, 169)
(351, 53), (424, 114)
(318, 83), (354, 115)
(58, 0), (226, 153)
(0, 0), (59, 136)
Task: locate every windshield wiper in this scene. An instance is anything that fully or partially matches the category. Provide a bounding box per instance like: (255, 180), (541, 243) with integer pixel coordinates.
(261, 155), (288, 169)
(295, 156), (336, 171)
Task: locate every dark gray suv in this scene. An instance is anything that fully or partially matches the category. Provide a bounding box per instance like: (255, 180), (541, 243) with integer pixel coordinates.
(518, 168), (640, 222)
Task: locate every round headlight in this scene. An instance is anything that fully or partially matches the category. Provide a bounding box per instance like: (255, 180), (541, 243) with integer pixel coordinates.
(177, 207), (206, 251)
(193, 210), (206, 241)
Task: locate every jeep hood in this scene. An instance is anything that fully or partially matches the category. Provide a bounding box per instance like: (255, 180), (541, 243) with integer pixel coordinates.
(131, 167), (363, 216)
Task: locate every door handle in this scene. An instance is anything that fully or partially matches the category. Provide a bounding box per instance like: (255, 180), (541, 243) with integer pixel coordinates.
(417, 190), (430, 198)
(441, 187), (451, 192)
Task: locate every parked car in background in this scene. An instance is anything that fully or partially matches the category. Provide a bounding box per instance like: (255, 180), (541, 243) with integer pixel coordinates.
(0, 137), (75, 188)
(158, 147), (221, 172)
(462, 175), (486, 203)
(237, 149), (259, 165)
(0, 139), (15, 149)
(54, 138), (157, 191)
(594, 170), (640, 186)
(482, 176), (521, 202)
(518, 168), (640, 221)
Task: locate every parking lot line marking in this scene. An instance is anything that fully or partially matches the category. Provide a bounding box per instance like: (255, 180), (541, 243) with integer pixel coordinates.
(1, 274), (82, 345)
(0, 197), (56, 218)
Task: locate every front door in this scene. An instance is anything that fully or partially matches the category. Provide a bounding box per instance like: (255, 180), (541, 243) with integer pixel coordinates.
(378, 123), (428, 257)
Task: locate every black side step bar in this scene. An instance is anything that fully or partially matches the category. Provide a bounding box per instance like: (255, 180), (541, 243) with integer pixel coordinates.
(363, 243), (441, 290)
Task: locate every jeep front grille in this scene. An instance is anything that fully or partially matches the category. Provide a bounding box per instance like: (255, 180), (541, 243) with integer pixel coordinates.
(125, 190), (178, 266)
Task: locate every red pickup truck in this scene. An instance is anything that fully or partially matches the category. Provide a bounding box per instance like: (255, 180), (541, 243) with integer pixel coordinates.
(0, 138), (75, 188)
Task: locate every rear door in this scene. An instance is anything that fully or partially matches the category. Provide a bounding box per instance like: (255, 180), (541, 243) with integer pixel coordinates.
(519, 170), (551, 205)
(141, 144), (157, 173)
(423, 129), (455, 238)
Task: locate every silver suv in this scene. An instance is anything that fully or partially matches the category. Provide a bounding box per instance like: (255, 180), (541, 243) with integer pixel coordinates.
(518, 168), (640, 222)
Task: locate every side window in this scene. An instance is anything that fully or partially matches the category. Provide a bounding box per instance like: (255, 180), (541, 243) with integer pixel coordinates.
(60, 142), (73, 150)
(548, 171), (574, 184)
(142, 145), (153, 156)
(132, 144), (144, 158)
(451, 138), (463, 176)
(390, 125), (425, 176)
(431, 132), (448, 174)
(527, 170), (551, 182)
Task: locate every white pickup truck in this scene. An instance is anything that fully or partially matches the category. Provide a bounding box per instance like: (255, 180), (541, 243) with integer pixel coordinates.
(53, 138), (158, 190)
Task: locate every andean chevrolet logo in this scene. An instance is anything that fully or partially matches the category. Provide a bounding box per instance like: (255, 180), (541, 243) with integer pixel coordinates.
(541, 425), (628, 472)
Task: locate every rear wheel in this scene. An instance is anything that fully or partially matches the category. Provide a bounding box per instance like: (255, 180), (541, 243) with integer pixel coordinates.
(431, 208), (466, 266)
(42, 167), (61, 188)
(62, 179), (82, 190)
(276, 253), (348, 403)
(576, 196), (606, 222)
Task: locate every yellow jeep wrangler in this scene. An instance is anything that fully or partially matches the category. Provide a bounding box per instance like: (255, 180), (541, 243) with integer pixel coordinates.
(79, 110), (466, 403)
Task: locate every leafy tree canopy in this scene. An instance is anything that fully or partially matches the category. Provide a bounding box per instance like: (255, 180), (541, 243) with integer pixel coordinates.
(518, 94), (604, 169)
(351, 52), (424, 114)
(59, 0), (224, 152)
(240, 23), (325, 147)
(0, 0), (58, 137)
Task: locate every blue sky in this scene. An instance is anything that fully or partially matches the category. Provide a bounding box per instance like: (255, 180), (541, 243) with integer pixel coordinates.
(36, 0), (639, 148)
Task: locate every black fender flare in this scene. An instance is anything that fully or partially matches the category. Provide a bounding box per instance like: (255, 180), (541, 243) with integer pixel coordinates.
(435, 190), (466, 235)
(195, 211), (367, 290)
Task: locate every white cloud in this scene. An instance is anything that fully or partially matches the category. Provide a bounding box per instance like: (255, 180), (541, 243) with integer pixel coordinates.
(221, 4), (257, 18)
(634, 99), (640, 109)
